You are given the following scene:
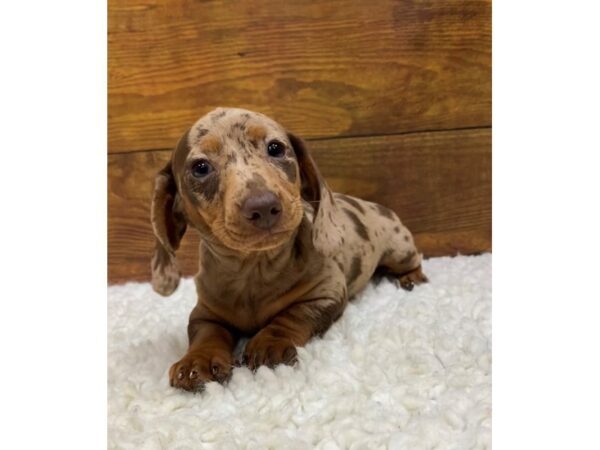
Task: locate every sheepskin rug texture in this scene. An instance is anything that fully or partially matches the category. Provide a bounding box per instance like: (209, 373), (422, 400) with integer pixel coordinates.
(108, 254), (491, 450)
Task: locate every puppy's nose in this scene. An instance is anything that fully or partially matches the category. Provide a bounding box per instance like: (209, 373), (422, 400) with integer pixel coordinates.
(241, 191), (282, 230)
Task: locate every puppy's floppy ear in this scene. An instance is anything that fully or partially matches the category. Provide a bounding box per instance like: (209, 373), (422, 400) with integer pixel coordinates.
(288, 133), (343, 256)
(150, 161), (187, 296)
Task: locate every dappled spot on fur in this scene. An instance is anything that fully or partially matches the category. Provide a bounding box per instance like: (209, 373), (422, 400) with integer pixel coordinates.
(343, 208), (369, 241)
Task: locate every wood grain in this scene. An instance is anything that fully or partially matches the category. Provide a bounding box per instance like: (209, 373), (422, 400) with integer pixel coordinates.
(108, 0), (491, 153)
(108, 127), (491, 284)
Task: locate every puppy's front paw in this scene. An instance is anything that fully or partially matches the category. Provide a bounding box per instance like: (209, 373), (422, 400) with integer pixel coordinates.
(398, 265), (429, 291)
(243, 334), (297, 371)
(169, 352), (232, 392)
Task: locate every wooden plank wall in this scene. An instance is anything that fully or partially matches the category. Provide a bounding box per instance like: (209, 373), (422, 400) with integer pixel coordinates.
(108, 0), (492, 284)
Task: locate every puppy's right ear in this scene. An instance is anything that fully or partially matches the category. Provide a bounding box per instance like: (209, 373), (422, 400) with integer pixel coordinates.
(150, 161), (187, 296)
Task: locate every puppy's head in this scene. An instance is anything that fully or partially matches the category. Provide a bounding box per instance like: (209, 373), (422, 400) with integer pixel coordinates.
(150, 108), (342, 295)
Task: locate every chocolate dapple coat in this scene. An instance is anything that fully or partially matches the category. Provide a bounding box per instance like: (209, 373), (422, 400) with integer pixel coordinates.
(150, 108), (427, 391)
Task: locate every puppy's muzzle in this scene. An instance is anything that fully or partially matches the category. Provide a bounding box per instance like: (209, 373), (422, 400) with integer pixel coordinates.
(241, 191), (282, 230)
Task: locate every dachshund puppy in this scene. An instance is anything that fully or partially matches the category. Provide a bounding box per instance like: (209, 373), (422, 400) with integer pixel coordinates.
(151, 107), (427, 391)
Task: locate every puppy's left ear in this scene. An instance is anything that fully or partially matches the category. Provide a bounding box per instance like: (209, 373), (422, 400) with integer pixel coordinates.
(287, 132), (344, 256)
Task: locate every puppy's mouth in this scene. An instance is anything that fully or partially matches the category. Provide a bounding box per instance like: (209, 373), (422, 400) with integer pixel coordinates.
(223, 226), (296, 251)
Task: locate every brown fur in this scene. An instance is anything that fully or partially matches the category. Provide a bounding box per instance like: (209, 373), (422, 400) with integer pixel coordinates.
(150, 108), (427, 391)
(201, 135), (222, 154)
(342, 208), (370, 241)
(246, 124), (267, 142)
(338, 193), (365, 214)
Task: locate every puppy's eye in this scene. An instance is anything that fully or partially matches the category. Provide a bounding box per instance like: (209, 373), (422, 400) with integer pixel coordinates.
(267, 140), (285, 158)
(191, 159), (213, 178)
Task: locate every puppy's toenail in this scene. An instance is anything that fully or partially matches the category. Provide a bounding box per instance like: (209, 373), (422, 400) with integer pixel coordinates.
(189, 370), (198, 379)
(177, 371), (184, 380)
(211, 365), (220, 375)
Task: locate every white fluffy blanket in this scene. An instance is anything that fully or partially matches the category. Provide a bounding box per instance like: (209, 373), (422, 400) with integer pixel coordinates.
(108, 254), (491, 449)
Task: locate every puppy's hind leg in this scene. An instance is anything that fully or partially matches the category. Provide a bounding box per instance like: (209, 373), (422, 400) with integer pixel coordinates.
(378, 228), (428, 291)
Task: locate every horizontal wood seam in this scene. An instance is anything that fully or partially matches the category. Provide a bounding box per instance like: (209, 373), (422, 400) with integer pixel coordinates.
(108, 125), (492, 155)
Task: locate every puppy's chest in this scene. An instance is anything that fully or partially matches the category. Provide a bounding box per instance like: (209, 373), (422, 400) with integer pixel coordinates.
(197, 258), (310, 332)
